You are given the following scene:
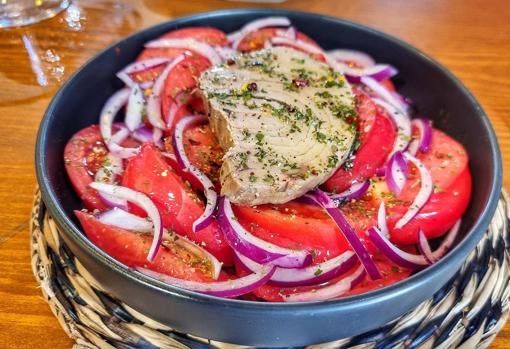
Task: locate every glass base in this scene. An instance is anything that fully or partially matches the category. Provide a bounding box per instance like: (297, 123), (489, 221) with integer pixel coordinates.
(0, 0), (70, 28)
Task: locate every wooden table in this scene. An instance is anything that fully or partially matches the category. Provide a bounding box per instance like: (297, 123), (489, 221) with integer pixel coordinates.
(0, 0), (509, 347)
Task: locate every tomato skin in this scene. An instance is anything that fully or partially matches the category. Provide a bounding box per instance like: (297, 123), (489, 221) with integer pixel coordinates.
(122, 144), (234, 265)
(75, 211), (213, 281)
(236, 27), (320, 52)
(161, 55), (211, 131)
(323, 93), (396, 193)
(64, 125), (110, 211)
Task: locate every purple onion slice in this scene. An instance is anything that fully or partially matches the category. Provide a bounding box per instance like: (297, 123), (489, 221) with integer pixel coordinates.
(145, 38), (222, 65)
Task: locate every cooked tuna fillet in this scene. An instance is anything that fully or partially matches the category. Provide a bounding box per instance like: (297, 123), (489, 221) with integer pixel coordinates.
(199, 47), (356, 205)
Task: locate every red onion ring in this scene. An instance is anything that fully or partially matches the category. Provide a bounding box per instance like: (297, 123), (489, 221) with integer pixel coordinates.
(408, 118), (433, 156)
(417, 229), (435, 264)
(98, 207), (153, 232)
(361, 76), (407, 115)
(125, 84), (145, 131)
(431, 219), (461, 261)
(94, 153), (127, 209)
(372, 97), (412, 156)
(334, 63), (398, 84)
(166, 91), (189, 129)
(275, 26), (297, 41)
(228, 16), (291, 50)
(173, 115), (217, 232)
(116, 58), (171, 87)
(394, 152), (433, 229)
(107, 126), (140, 159)
(377, 202), (390, 238)
(270, 36), (324, 56)
(283, 266), (366, 302)
(89, 182), (163, 262)
(235, 250), (357, 287)
(367, 227), (429, 269)
(136, 265), (275, 298)
(217, 196), (312, 268)
(146, 54), (186, 130)
(99, 88), (130, 142)
(327, 49), (375, 68)
(385, 151), (408, 195)
(329, 180), (370, 205)
(305, 190), (381, 280)
(145, 38), (222, 65)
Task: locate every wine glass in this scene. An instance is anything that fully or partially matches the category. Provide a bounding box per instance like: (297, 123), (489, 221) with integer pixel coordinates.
(0, 0), (69, 28)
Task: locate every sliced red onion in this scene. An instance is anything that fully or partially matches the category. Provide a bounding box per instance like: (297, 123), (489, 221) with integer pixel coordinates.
(107, 126), (140, 159)
(136, 265), (274, 298)
(395, 152), (433, 229)
(94, 153), (127, 209)
(213, 45), (237, 61)
(376, 167), (386, 177)
(116, 58), (171, 87)
(372, 97), (412, 156)
(132, 126), (154, 143)
(431, 219), (461, 261)
(99, 88), (130, 142)
(377, 202), (390, 238)
(125, 84), (145, 131)
(385, 151), (408, 195)
(367, 227), (429, 269)
(89, 182), (163, 262)
(417, 229), (435, 264)
(361, 76), (407, 116)
(327, 49), (375, 68)
(235, 250), (357, 287)
(217, 196), (311, 268)
(408, 118), (433, 156)
(329, 180), (370, 205)
(229, 16), (291, 50)
(276, 26), (297, 40)
(166, 91), (188, 129)
(98, 207), (153, 232)
(146, 54), (186, 130)
(283, 266), (366, 302)
(173, 115), (217, 232)
(270, 36), (324, 56)
(305, 190), (381, 280)
(145, 38), (221, 65)
(333, 62), (398, 84)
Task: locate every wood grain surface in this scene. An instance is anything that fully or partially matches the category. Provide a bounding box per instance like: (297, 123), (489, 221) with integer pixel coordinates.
(0, 0), (509, 347)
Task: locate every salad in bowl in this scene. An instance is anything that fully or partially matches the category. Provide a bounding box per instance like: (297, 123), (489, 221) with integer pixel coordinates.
(64, 16), (471, 302)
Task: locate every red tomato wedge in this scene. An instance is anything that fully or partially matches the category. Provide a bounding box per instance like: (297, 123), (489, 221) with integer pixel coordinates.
(121, 144), (234, 265)
(161, 54), (211, 131)
(64, 125), (110, 211)
(236, 27), (319, 52)
(75, 211), (214, 281)
(323, 93), (396, 193)
(134, 27), (227, 84)
(369, 128), (471, 244)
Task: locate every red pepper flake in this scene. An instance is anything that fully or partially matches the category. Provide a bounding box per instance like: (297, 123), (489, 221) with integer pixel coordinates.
(292, 79), (309, 88)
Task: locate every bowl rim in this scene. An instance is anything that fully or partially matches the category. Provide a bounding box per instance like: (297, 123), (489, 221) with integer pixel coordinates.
(36, 8), (502, 311)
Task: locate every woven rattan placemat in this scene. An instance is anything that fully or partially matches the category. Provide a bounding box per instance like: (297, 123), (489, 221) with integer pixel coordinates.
(30, 189), (510, 348)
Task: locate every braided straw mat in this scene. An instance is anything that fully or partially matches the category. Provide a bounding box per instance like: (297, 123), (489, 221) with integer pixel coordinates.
(30, 190), (510, 349)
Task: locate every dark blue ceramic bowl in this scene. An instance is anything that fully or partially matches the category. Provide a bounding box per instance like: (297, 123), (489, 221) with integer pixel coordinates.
(35, 9), (502, 347)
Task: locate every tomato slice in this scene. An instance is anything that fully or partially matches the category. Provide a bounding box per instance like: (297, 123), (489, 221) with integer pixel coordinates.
(64, 125), (110, 211)
(121, 144), (234, 265)
(323, 93), (396, 193)
(236, 27), (320, 53)
(75, 210), (214, 281)
(371, 128), (471, 244)
(236, 253), (411, 302)
(161, 54), (211, 131)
